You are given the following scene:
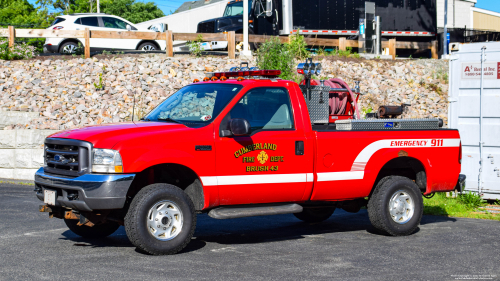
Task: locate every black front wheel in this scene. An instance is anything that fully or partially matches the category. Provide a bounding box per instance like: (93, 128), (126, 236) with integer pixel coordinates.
(64, 218), (119, 238)
(368, 176), (423, 236)
(124, 183), (196, 255)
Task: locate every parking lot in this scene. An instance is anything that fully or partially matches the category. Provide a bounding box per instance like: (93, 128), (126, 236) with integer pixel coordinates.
(1, 182), (499, 280)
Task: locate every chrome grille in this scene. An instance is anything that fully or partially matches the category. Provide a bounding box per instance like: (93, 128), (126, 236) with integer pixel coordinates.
(44, 138), (92, 177)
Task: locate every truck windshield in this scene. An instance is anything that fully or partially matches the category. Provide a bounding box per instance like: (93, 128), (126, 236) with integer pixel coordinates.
(223, 0), (252, 17)
(144, 84), (243, 124)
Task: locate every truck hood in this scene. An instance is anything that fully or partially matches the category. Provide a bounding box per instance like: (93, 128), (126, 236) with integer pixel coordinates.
(49, 121), (187, 148)
(198, 15), (243, 32)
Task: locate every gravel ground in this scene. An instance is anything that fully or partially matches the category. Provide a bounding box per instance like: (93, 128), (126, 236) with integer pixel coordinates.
(1, 183), (499, 281)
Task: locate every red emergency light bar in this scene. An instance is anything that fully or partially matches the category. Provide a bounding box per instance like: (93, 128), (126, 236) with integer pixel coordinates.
(211, 70), (281, 78)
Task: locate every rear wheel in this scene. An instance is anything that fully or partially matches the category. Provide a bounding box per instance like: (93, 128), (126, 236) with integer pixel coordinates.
(294, 207), (335, 223)
(59, 41), (79, 54)
(138, 42), (157, 51)
(368, 176), (423, 236)
(64, 218), (119, 238)
(124, 183), (196, 255)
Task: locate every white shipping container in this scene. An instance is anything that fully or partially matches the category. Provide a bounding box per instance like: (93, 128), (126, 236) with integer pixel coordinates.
(448, 42), (500, 200)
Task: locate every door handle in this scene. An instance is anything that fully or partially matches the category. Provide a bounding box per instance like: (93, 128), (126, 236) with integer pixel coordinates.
(295, 141), (304, 155)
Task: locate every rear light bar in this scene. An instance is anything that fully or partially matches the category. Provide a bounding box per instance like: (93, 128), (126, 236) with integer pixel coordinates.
(210, 70), (281, 78)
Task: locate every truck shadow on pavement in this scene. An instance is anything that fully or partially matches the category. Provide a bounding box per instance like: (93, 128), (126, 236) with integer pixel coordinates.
(59, 209), (457, 254)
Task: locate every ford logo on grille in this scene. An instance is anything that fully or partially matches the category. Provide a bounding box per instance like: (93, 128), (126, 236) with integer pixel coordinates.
(54, 154), (69, 164)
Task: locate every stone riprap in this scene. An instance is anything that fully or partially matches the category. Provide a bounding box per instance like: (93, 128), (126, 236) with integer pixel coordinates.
(0, 55), (449, 130)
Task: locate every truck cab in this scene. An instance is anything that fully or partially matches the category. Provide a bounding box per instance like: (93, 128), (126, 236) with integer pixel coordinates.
(35, 64), (464, 255)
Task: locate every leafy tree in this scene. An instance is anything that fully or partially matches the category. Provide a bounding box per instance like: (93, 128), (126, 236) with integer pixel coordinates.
(101, 0), (165, 24)
(0, 0), (55, 27)
(40, 0), (165, 24)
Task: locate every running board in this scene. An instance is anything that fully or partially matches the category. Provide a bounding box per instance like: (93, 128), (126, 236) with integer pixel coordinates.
(208, 203), (303, 219)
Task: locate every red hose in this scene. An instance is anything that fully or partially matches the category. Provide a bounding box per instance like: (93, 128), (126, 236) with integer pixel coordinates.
(304, 79), (361, 119)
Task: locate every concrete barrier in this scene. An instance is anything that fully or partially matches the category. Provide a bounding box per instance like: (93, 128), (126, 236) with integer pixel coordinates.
(0, 129), (59, 180)
(0, 110), (40, 129)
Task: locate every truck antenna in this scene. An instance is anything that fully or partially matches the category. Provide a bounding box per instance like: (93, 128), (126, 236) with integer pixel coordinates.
(132, 90), (136, 122)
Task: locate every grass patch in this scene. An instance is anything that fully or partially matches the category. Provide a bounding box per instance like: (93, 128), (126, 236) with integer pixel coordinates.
(0, 180), (34, 186)
(423, 192), (500, 221)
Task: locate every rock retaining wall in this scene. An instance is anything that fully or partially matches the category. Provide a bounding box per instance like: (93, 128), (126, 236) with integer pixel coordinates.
(0, 55), (449, 130)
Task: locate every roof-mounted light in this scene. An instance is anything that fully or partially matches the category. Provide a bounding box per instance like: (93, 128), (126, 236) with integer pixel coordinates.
(210, 69), (281, 78)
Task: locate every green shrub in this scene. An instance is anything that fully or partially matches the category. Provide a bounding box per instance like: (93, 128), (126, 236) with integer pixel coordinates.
(288, 30), (309, 59)
(255, 37), (295, 81)
(0, 38), (36, 60)
(457, 191), (487, 210)
(187, 34), (203, 57)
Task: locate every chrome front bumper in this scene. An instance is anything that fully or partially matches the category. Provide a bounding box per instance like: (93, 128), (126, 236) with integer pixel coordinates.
(35, 167), (135, 211)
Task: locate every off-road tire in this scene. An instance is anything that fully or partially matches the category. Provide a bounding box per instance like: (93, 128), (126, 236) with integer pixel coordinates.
(124, 183), (196, 255)
(64, 218), (119, 238)
(368, 176), (423, 236)
(293, 207), (335, 223)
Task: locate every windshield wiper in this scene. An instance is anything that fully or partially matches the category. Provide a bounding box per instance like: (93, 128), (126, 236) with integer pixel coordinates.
(157, 118), (183, 124)
(140, 117), (151, 121)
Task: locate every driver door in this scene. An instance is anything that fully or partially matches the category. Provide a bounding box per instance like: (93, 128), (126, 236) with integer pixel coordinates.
(214, 87), (310, 205)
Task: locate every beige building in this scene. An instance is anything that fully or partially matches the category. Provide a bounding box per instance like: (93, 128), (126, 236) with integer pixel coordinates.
(471, 7), (500, 31)
(437, 0), (500, 31)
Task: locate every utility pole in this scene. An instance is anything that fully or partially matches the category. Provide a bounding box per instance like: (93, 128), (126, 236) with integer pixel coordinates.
(241, 0), (252, 57)
(97, 0), (100, 13)
(443, 0), (448, 58)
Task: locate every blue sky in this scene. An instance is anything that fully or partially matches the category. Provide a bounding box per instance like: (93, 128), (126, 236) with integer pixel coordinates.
(475, 0), (500, 13)
(28, 0), (500, 18)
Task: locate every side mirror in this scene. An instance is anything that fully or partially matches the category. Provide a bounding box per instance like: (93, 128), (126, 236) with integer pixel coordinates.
(230, 118), (251, 136)
(265, 0), (273, 17)
(126, 24), (131, 31)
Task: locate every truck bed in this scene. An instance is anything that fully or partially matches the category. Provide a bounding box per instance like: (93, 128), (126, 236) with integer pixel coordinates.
(306, 129), (461, 201)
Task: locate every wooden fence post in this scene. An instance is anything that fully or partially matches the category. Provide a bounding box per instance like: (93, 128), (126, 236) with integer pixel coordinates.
(431, 40), (438, 59)
(84, 28), (90, 59)
(8, 26), (15, 48)
(228, 31), (235, 59)
(166, 30), (173, 57)
(389, 38), (396, 60)
(339, 37), (346, 51)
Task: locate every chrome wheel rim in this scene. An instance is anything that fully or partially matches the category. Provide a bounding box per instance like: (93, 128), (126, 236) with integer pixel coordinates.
(142, 45), (155, 51)
(62, 44), (77, 53)
(147, 200), (183, 241)
(388, 190), (414, 224)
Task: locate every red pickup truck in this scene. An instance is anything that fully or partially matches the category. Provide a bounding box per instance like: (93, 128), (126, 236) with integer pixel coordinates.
(35, 64), (464, 255)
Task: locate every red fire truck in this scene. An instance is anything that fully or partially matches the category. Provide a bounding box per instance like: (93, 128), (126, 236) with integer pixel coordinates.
(35, 61), (465, 255)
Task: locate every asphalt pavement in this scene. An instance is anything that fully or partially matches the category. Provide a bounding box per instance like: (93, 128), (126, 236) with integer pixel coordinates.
(1, 182), (499, 281)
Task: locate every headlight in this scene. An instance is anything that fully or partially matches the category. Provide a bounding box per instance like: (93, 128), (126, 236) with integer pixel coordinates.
(92, 148), (123, 173)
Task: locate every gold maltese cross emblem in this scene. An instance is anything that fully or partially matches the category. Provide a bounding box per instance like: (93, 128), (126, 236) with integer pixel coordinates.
(257, 151), (269, 164)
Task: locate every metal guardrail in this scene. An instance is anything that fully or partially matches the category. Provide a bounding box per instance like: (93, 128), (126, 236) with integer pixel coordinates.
(0, 26), (438, 59)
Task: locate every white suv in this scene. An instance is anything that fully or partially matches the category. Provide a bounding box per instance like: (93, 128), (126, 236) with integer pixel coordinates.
(43, 13), (166, 54)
